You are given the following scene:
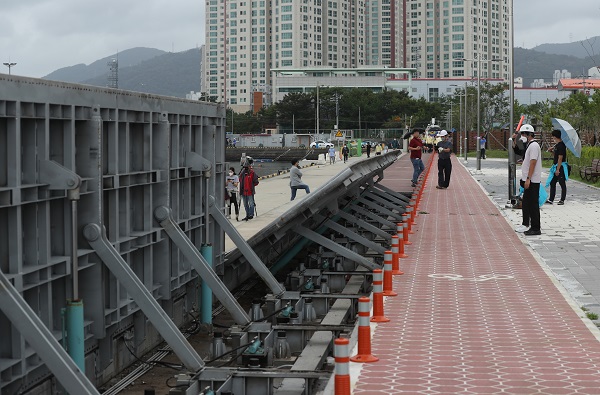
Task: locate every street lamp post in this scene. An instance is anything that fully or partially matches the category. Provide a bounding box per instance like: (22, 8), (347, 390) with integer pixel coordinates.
(450, 84), (462, 156)
(316, 84), (320, 136)
(461, 57), (482, 170)
(508, 0), (517, 203)
(3, 62), (16, 75)
(464, 79), (469, 161)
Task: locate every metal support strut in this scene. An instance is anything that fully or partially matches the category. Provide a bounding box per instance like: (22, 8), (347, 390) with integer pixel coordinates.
(82, 223), (205, 372)
(0, 270), (101, 395)
(154, 206), (252, 325)
(336, 210), (392, 242)
(294, 225), (379, 270)
(314, 214), (387, 254)
(208, 197), (286, 296)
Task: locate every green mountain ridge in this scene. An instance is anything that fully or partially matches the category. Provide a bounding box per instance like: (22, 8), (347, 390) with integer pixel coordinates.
(532, 36), (600, 59)
(41, 38), (600, 97)
(43, 47), (167, 83)
(79, 48), (202, 98)
(514, 47), (600, 87)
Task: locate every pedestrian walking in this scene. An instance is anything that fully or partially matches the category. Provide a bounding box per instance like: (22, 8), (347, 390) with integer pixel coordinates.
(366, 142), (371, 158)
(375, 143), (383, 155)
(342, 144), (349, 163)
(546, 129), (568, 205)
(225, 167), (240, 221)
(480, 136), (487, 159)
(289, 159), (311, 200)
(232, 137), (237, 148)
(239, 164), (259, 221)
(328, 146), (336, 164)
(408, 129), (425, 188)
(514, 124), (542, 235)
(436, 130), (453, 189)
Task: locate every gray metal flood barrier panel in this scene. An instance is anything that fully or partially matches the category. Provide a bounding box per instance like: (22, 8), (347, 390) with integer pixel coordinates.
(0, 75), (227, 394)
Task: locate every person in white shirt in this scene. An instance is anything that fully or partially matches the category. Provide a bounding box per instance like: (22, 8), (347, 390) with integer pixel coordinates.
(515, 124), (542, 235)
(328, 146), (336, 164)
(225, 167), (240, 221)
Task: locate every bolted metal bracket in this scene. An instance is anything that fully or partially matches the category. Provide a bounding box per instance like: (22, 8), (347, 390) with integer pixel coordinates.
(39, 159), (82, 199)
(186, 151), (212, 177)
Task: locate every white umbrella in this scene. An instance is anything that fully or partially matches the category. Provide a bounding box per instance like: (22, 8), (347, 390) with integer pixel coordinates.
(551, 118), (581, 158)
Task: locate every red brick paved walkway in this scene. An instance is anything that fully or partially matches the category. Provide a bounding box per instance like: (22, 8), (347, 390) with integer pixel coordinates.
(353, 154), (600, 394)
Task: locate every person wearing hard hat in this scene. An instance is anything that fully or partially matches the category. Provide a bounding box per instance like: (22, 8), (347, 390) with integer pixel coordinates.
(435, 130), (453, 189)
(514, 124), (542, 236)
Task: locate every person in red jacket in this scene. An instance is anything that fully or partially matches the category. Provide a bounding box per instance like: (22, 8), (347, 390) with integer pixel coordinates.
(408, 129), (425, 187)
(239, 165), (259, 221)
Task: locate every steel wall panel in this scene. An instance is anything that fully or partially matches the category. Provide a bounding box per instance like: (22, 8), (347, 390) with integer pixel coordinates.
(0, 75), (226, 394)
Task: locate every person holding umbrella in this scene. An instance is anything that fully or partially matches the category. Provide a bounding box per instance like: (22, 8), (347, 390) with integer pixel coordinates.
(546, 130), (568, 205)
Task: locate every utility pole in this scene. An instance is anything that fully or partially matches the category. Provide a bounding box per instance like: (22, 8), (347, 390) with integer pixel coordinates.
(358, 106), (361, 138)
(335, 93), (339, 133)
(508, 0), (517, 203)
(316, 84), (320, 136)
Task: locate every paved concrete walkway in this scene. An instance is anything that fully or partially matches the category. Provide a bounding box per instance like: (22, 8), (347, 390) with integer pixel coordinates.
(352, 154), (600, 394)
(465, 158), (600, 316)
(225, 154), (365, 251)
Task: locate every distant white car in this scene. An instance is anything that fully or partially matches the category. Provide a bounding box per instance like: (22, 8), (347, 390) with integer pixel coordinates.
(310, 140), (334, 148)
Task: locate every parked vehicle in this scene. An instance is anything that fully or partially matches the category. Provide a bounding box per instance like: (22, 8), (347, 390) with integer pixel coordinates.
(310, 140), (334, 148)
(361, 141), (377, 149)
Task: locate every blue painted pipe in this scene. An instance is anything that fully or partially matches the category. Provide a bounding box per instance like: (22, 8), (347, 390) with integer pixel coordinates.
(200, 245), (213, 324)
(66, 299), (85, 372)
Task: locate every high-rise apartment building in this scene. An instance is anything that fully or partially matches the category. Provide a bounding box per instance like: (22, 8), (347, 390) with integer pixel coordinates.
(204, 0), (512, 112)
(404, 0), (511, 80)
(365, 0), (405, 67)
(205, 0), (367, 112)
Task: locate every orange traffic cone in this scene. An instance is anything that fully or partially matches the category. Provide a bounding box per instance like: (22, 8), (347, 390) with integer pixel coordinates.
(402, 214), (412, 245)
(371, 269), (390, 323)
(390, 236), (404, 275)
(350, 297), (379, 363)
(334, 338), (351, 395)
(382, 250), (398, 297)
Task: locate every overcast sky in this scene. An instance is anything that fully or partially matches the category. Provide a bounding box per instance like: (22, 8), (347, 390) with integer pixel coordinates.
(1, 0), (599, 78)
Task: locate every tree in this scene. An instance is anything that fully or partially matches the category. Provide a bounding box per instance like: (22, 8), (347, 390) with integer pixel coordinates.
(275, 92), (316, 131)
(479, 82), (510, 133)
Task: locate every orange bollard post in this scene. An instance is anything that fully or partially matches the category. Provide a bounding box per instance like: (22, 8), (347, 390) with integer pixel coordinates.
(382, 251), (398, 297)
(399, 236), (408, 258)
(334, 338), (351, 395)
(402, 214), (412, 245)
(371, 269), (390, 322)
(407, 206), (415, 234)
(350, 297), (379, 363)
(417, 186), (423, 207)
(390, 236), (404, 275)
(411, 196), (418, 215)
(410, 199), (417, 224)
(396, 223), (408, 258)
